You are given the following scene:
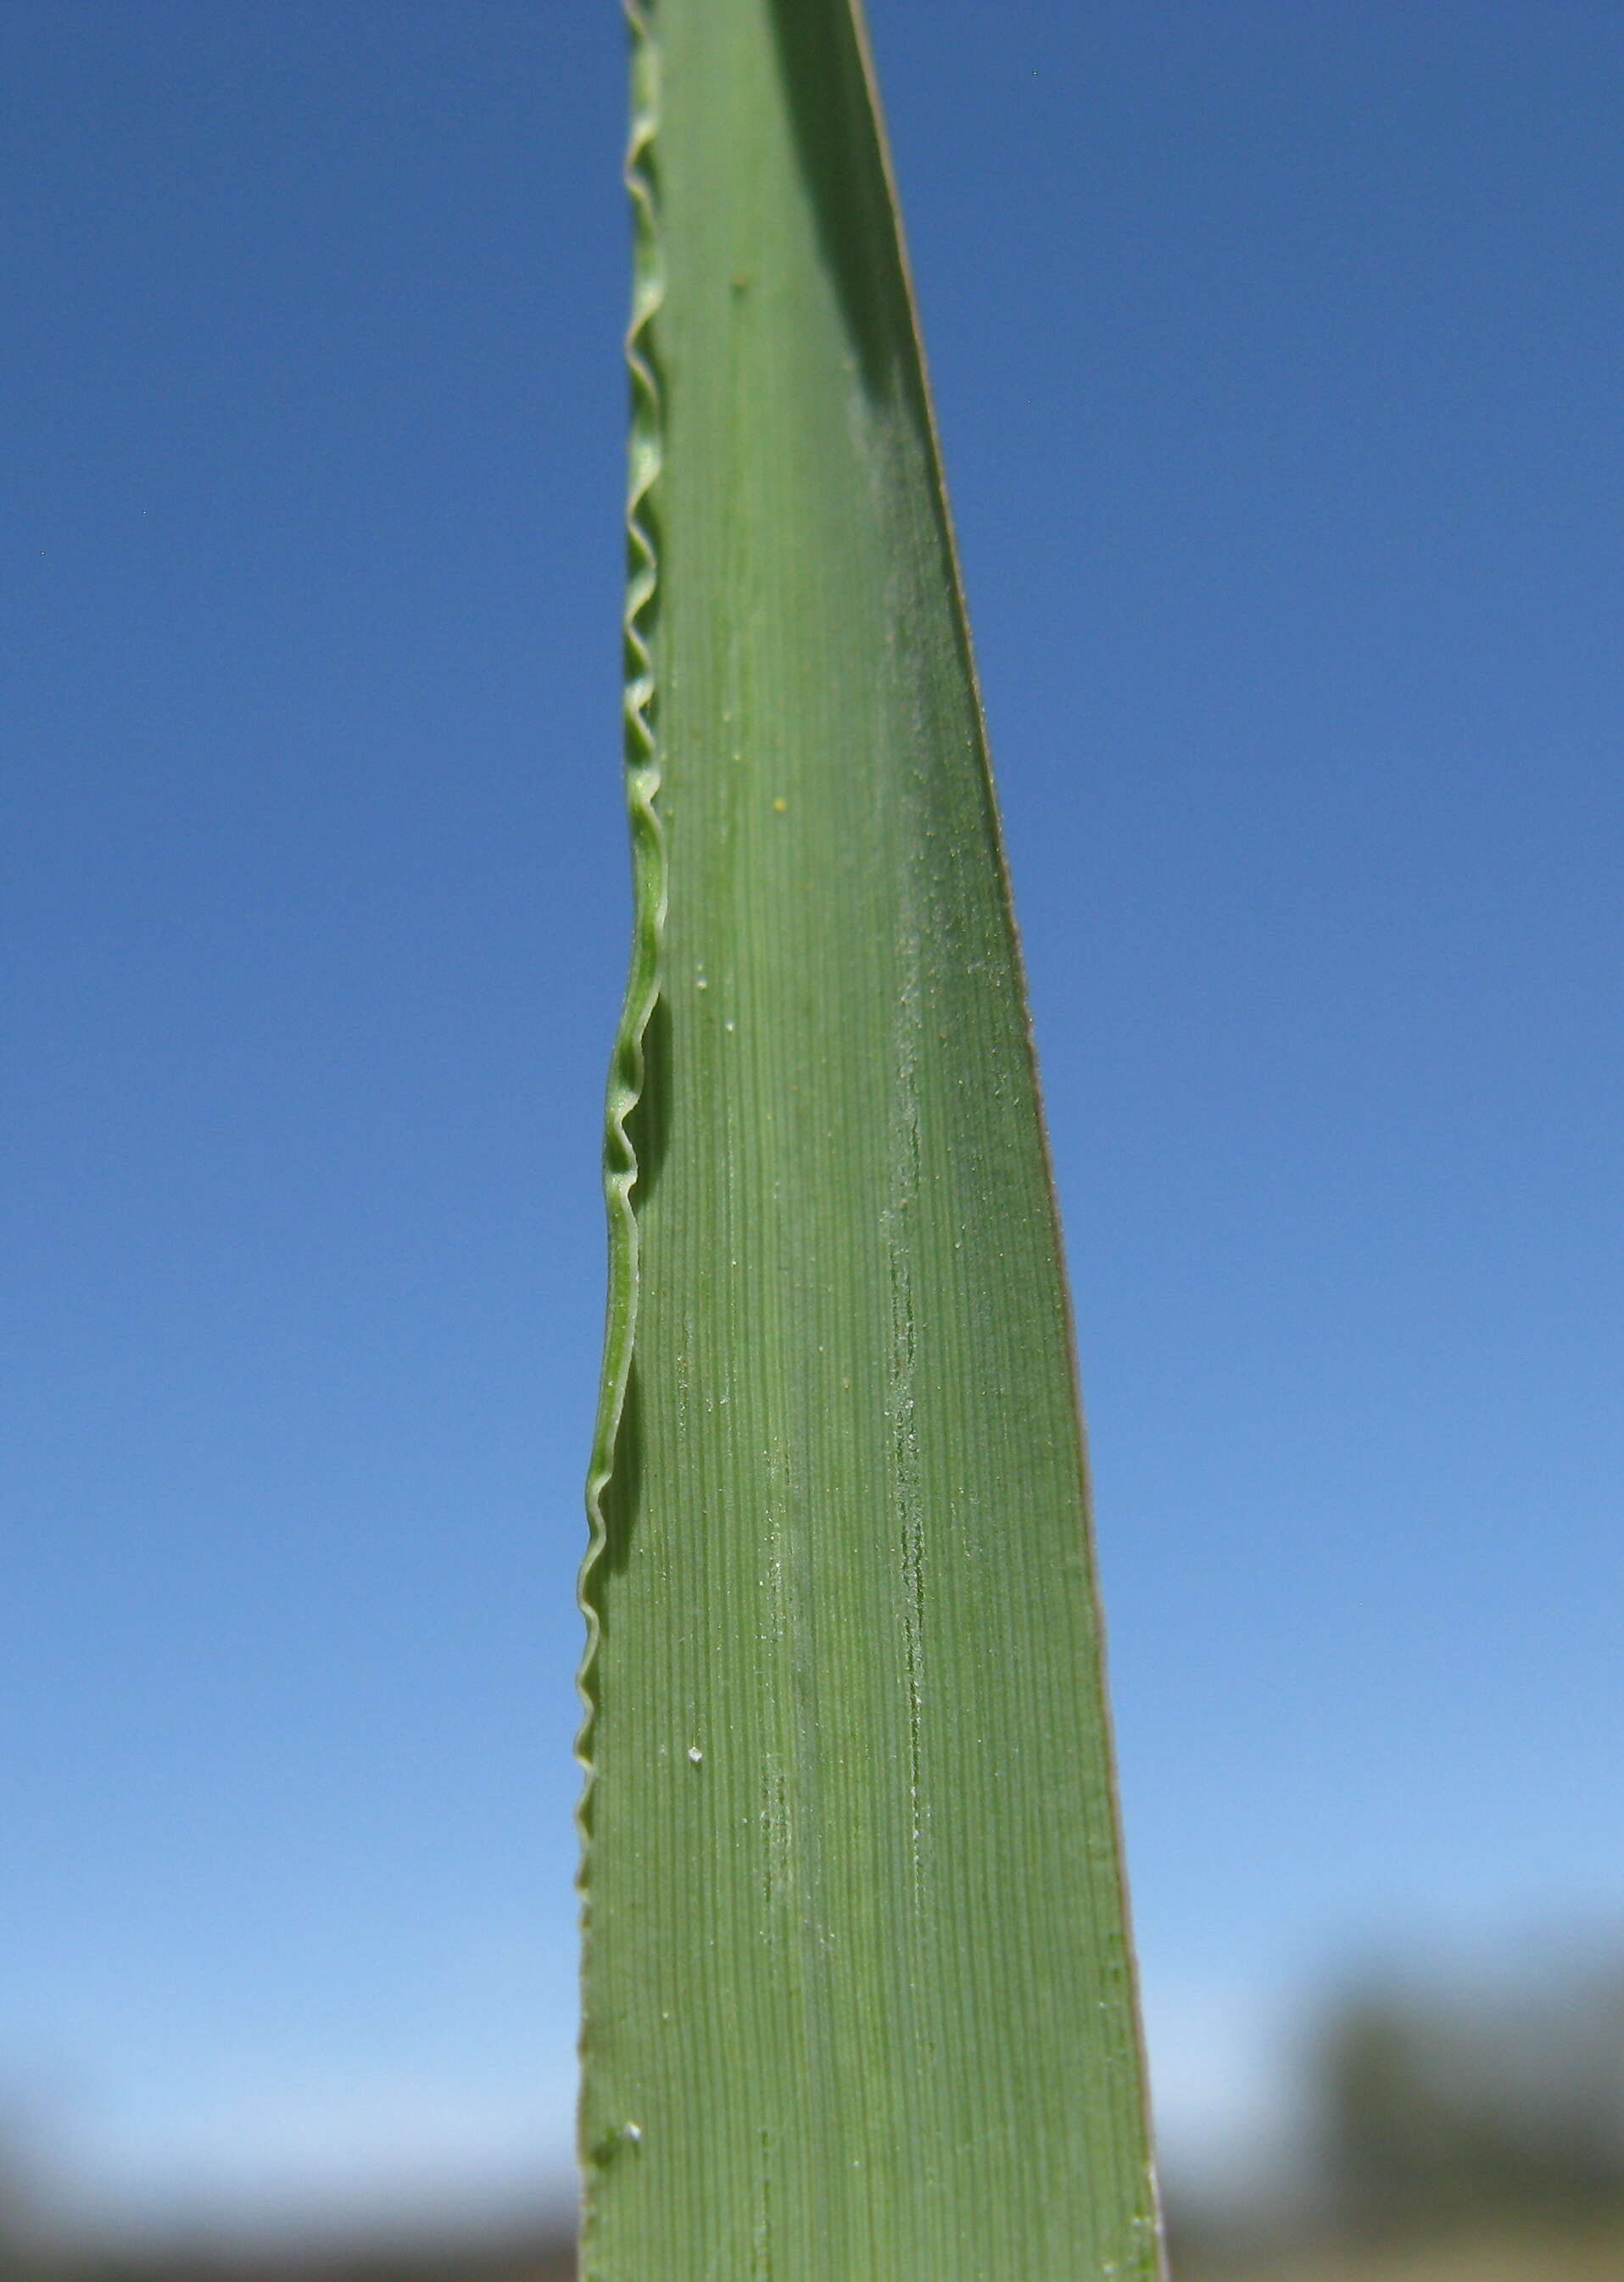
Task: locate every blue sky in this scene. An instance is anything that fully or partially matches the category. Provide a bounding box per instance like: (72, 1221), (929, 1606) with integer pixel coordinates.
(4, 0), (1622, 2230)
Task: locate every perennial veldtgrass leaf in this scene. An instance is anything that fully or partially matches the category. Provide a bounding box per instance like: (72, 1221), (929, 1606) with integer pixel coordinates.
(579, 3), (1163, 2274)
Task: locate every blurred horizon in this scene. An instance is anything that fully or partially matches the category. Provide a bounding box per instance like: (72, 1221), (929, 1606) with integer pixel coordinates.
(4, 0), (1622, 2253)
(7, 1947), (1624, 2280)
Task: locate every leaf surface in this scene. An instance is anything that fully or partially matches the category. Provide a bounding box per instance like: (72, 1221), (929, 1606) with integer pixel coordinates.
(581, 5), (1162, 2274)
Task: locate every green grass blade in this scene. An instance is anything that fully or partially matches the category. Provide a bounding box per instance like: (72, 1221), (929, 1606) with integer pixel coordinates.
(579, 3), (1164, 2274)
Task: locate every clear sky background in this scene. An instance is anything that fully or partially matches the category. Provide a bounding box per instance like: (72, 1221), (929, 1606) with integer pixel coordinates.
(4, 0), (1621, 2235)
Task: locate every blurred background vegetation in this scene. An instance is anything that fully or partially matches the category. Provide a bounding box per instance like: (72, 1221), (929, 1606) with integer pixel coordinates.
(4, 1959), (1621, 2281)
(1171, 1956), (1624, 2280)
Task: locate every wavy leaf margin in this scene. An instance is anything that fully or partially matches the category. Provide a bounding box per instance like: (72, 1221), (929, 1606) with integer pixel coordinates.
(576, 0), (665, 1868)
